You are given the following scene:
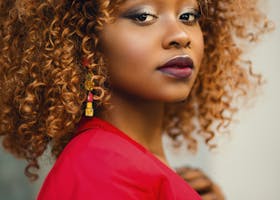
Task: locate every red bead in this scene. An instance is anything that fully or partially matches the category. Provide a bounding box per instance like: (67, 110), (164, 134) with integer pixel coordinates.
(87, 92), (93, 102)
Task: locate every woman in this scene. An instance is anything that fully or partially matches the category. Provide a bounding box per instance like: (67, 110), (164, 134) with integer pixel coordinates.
(0, 0), (270, 199)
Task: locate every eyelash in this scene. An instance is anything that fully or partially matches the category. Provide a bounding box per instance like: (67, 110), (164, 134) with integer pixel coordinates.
(179, 10), (201, 25)
(127, 13), (158, 25)
(126, 10), (201, 26)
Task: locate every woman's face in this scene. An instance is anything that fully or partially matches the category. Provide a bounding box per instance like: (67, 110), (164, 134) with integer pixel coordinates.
(100, 0), (204, 103)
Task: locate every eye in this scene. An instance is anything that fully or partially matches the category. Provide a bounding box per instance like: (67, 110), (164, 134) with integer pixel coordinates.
(126, 13), (158, 25)
(179, 10), (201, 25)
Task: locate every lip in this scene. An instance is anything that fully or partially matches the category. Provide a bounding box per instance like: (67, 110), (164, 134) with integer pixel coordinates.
(157, 56), (194, 79)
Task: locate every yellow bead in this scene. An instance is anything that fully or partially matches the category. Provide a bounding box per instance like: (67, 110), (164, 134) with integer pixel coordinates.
(85, 102), (94, 117)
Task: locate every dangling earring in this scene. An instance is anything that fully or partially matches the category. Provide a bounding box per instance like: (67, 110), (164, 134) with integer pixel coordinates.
(83, 59), (95, 117)
(85, 91), (94, 117)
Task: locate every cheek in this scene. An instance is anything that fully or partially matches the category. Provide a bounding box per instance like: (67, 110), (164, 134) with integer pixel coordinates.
(193, 30), (204, 68)
(101, 27), (155, 67)
(101, 35), (161, 91)
(100, 27), (156, 90)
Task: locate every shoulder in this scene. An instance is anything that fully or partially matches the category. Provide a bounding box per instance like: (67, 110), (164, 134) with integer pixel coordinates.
(51, 127), (143, 175)
(38, 127), (159, 199)
(61, 126), (148, 169)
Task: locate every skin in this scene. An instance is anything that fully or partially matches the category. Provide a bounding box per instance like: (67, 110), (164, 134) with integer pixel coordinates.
(177, 166), (225, 200)
(98, 0), (204, 165)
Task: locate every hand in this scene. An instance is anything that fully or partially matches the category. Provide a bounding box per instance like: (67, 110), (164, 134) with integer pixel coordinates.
(176, 166), (225, 200)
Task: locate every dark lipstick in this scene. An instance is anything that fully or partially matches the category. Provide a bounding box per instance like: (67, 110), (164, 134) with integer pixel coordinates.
(157, 56), (194, 79)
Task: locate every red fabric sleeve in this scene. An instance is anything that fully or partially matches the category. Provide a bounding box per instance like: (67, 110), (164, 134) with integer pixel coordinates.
(37, 131), (156, 200)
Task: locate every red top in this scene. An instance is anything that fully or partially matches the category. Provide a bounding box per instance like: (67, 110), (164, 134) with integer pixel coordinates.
(38, 117), (201, 200)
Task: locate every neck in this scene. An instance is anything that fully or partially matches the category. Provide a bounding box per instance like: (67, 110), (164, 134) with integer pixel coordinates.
(98, 91), (167, 164)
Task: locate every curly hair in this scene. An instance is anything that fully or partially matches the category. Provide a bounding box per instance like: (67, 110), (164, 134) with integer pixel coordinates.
(0, 0), (272, 180)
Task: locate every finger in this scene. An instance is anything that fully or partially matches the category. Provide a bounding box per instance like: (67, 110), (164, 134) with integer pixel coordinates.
(211, 184), (225, 200)
(201, 193), (218, 200)
(187, 176), (212, 191)
(177, 167), (205, 180)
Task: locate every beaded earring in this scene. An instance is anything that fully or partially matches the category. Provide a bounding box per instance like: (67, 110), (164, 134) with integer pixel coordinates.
(83, 59), (95, 117)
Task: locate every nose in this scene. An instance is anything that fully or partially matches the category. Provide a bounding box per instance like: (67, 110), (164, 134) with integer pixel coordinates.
(162, 21), (191, 49)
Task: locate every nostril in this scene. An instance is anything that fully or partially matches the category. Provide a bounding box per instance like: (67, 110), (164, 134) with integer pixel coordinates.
(170, 41), (181, 48)
(186, 41), (191, 49)
(169, 41), (191, 49)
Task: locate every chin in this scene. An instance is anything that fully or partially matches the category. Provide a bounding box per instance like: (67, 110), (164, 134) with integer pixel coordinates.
(167, 96), (189, 103)
(160, 92), (191, 103)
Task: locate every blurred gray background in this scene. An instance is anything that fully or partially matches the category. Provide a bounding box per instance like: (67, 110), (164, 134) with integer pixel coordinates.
(1, 0), (280, 199)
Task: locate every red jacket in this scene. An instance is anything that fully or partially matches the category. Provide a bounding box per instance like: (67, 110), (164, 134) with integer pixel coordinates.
(38, 117), (201, 200)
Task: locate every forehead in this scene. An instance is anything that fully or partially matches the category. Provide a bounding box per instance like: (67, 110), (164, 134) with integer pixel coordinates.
(113, 0), (200, 10)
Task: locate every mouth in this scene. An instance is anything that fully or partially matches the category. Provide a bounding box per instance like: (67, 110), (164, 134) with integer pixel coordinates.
(157, 56), (194, 79)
